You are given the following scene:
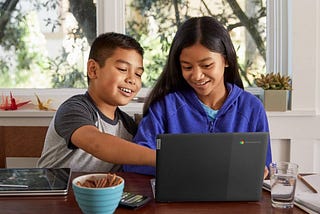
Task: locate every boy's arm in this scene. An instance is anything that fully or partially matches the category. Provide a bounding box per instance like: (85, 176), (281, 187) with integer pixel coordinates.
(123, 107), (163, 175)
(71, 125), (156, 167)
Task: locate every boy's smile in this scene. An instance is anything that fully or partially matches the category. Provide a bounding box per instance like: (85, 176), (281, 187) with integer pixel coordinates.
(120, 87), (133, 94)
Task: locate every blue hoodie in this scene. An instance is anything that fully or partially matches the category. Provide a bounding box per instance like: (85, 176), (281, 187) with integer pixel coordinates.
(124, 83), (272, 175)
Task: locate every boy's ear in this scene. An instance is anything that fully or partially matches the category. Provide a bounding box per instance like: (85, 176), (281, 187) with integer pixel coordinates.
(87, 59), (98, 79)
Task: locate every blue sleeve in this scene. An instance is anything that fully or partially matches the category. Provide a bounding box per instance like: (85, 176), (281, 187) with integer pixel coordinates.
(243, 92), (272, 168)
(123, 103), (165, 176)
(261, 111), (272, 168)
(266, 136), (272, 168)
(122, 165), (156, 175)
(255, 103), (272, 168)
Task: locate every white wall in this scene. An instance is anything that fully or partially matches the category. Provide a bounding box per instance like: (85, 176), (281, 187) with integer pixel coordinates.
(268, 0), (320, 172)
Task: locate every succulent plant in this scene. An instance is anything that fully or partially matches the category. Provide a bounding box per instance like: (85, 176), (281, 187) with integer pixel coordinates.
(254, 72), (292, 90)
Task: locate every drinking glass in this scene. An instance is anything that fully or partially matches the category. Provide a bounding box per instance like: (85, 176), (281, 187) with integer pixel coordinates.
(269, 161), (299, 208)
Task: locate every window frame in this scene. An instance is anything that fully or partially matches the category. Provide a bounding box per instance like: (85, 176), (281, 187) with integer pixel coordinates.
(267, 0), (289, 77)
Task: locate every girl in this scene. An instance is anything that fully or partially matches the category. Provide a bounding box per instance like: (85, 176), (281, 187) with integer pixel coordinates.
(124, 16), (271, 177)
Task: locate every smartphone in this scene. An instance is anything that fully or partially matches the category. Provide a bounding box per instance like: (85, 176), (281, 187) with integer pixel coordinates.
(119, 191), (151, 209)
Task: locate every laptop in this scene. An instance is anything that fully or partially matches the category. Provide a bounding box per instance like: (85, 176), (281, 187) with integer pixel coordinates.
(0, 168), (71, 196)
(155, 132), (268, 202)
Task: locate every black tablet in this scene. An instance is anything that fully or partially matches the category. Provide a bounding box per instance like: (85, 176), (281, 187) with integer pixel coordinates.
(0, 168), (71, 196)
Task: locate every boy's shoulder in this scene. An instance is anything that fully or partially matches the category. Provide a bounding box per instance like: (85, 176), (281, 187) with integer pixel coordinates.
(57, 93), (95, 114)
(67, 93), (88, 101)
(61, 93), (91, 106)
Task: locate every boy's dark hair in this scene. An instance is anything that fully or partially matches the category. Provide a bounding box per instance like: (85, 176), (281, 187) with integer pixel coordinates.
(87, 32), (144, 84)
(143, 16), (244, 115)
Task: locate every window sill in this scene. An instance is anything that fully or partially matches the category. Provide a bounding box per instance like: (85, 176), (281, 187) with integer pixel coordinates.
(0, 98), (145, 126)
(1, 108), (317, 127)
(1, 109), (315, 117)
(266, 110), (317, 117)
(0, 88), (149, 125)
(0, 110), (55, 118)
(1, 88), (317, 126)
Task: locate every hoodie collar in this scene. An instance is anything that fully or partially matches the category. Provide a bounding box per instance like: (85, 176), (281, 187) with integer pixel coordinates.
(180, 83), (243, 116)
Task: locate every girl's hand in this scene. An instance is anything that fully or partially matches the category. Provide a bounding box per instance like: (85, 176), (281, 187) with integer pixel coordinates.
(264, 166), (269, 179)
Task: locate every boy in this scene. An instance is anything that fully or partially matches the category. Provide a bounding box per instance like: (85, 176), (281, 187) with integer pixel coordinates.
(37, 32), (155, 172)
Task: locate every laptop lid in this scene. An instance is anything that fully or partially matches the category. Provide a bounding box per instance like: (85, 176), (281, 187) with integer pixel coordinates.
(155, 132), (268, 202)
(0, 168), (71, 196)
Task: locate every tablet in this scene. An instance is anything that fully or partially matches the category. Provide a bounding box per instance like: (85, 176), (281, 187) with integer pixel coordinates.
(0, 168), (71, 196)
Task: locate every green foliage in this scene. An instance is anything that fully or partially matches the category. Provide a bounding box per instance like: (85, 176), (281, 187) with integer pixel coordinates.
(0, 0), (88, 88)
(126, 0), (267, 87)
(255, 72), (292, 90)
(0, 60), (10, 87)
(0, 0), (267, 89)
(48, 48), (87, 88)
(0, 7), (50, 87)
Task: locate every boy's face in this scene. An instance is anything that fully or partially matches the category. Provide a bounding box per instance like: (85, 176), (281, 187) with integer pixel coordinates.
(87, 48), (143, 108)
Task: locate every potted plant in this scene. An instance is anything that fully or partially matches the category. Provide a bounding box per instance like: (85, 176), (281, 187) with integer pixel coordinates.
(254, 72), (292, 111)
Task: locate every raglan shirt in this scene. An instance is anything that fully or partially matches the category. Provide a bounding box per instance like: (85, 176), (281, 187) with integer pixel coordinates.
(123, 83), (272, 175)
(37, 92), (137, 172)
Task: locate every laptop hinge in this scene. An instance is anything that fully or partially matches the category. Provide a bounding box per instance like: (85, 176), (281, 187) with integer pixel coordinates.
(156, 138), (161, 150)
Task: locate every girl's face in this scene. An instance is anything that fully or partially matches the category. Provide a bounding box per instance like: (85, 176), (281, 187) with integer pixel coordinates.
(180, 43), (228, 104)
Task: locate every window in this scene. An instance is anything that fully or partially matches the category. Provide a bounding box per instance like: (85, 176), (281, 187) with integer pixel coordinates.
(1, 0), (293, 112)
(0, 0), (96, 88)
(124, 0), (267, 88)
(1, 0), (267, 89)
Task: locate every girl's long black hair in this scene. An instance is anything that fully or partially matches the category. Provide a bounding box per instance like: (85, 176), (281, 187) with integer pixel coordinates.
(143, 16), (243, 115)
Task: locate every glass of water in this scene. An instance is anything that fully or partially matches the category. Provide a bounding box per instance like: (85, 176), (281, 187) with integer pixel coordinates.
(269, 161), (299, 208)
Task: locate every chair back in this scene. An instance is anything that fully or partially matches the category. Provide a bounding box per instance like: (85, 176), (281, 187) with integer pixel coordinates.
(0, 126), (48, 168)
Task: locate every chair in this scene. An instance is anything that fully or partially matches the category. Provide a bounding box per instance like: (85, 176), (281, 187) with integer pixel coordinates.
(0, 126), (48, 168)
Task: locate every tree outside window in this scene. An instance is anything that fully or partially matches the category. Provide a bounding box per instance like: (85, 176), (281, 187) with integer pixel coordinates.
(125, 0), (266, 88)
(0, 0), (266, 89)
(0, 0), (95, 88)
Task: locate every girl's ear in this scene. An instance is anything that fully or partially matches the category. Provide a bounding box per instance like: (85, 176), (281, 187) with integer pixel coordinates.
(224, 57), (229, 67)
(87, 59), (98, 79)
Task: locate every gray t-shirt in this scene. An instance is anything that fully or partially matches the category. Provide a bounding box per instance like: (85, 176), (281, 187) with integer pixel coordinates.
(37, 92), (137, 172)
